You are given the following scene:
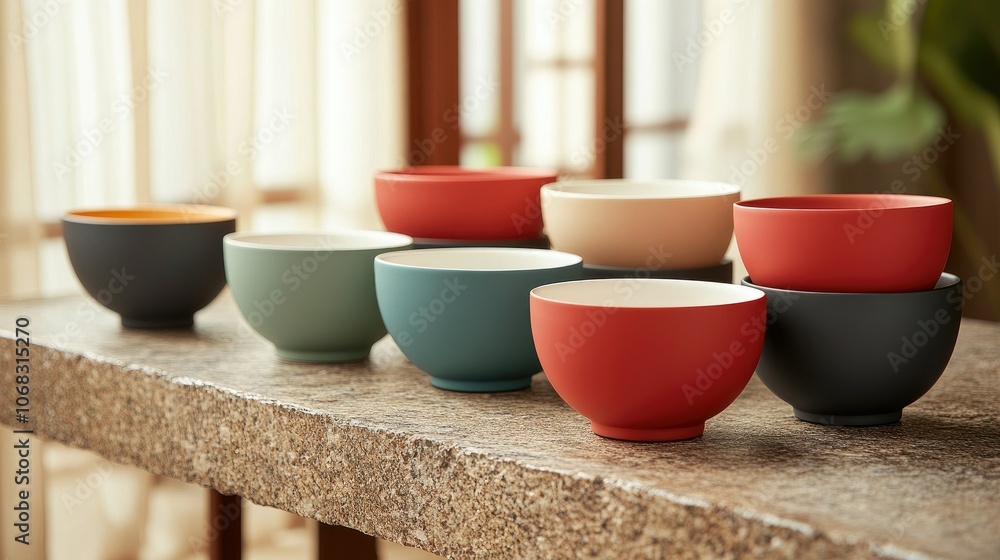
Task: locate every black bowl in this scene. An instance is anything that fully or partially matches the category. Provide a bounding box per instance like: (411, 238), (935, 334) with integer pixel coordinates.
(62, 205), (237, 328)
(742, 274), (962, 426)
(583, 259), (733, 284)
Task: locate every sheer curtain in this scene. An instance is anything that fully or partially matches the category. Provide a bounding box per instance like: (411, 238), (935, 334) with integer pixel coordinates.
(681, 0), (833, 277)
(1, 1), (405, 558)
(0, 0), (405, 301)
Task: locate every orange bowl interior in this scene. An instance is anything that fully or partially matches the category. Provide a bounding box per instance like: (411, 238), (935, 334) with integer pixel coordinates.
(64, 206), (237, 224)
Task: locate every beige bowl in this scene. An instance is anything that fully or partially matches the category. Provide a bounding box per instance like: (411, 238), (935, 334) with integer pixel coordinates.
(541, 180), (741, 269)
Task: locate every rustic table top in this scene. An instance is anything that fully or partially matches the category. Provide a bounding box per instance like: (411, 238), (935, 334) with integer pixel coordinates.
(1, 293), (998, 559)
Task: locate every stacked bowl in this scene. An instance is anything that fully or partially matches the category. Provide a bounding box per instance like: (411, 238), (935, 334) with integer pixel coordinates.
(520, 179), (769, 441)
(735, 194), (961, 426)
(374, 166), (557, 249)
(371, 166), (582, 391)
(541, 180), (740, 283)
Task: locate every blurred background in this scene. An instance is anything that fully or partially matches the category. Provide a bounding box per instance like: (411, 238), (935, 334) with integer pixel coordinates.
(0, 0), (997, 558)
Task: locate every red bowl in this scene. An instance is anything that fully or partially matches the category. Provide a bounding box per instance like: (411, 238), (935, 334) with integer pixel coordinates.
(374, 166), (557, 240)
(530, 279), (766, 441)
(734, 194), (952, 292)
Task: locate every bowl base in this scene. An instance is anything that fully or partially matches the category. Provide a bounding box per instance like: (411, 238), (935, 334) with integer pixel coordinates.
(591, 422), (705, 442)
(122, 316), (194, 329)
(276, 348), (370, 363)
(430, 377), (532, 393)
(793, 409), (902, 427)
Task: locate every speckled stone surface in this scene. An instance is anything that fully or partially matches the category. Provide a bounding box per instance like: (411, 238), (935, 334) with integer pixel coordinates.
(1, 293), (998, 559)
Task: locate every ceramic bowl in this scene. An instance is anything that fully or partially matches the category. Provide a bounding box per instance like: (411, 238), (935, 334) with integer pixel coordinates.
(582, 259), (733, 284)
(375, 248), (583, 392)
(541, 180), (740, 269)
(734, 194), (952, 292)
(411, 235), (550, 250)
(224, 230), (412, 362)
(742, 274), (962, 426)
(530, 279), (766, 441)
(374, 166), (558, 240)
(62, 205), (237, 328)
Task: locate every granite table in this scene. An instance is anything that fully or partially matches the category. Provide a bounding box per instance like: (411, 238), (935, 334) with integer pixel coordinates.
(1, 293), (999, 559)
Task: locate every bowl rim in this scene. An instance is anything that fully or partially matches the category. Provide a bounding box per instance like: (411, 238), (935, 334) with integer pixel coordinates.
(541, 179), (741, 200)
(224, 230), (413, 252)
(735, 194), (952, 212)
(375, 165), (558, 183)
(740, 273), (961, 296)
(375, 247), (582, 271)
(582, 259), (733, 273)
(530, 278), (765, 309)
(63, 204), (237, 225)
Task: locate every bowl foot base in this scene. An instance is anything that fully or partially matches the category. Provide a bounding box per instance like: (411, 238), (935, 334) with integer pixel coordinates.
(591, 422), (705, 442)
(122, 316), (194, 329)
(793, 409), (902, 427)
(429, 377), (532, 393)
(275, 349), (370, 363)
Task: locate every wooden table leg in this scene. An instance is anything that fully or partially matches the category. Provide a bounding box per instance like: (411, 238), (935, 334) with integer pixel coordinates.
(208, 490), (242, 560)
(318, 523), (378, 560)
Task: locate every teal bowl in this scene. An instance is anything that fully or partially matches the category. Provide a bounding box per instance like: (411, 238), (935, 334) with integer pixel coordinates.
(224, 230), (412, 362)
(375, 248), (583, 392)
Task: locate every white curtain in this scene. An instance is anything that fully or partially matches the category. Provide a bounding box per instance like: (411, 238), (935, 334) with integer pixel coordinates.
(0, 0), (405, 301)
(681, 0), (831, 277)
(0, 1), (405, 557)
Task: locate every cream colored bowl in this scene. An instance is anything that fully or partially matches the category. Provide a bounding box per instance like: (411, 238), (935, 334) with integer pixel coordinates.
(541, 180), (741, 269)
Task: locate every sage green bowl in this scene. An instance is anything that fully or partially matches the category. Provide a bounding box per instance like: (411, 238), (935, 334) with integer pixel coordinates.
(224, 230), (412, 362)
(375, 248), (583, 392)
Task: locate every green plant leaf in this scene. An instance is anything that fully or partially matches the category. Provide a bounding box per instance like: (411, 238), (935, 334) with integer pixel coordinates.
(797, 86), (944, 163)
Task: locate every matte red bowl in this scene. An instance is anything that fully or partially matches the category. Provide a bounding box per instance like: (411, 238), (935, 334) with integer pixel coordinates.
(374, 166), (557, 240)
(530, 279), (766, 441)
(734, 194), (952, 292)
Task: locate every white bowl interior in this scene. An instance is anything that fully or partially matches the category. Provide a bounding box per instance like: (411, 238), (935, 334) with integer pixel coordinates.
(532, 279), (763, 308)
(225, 231), (412, 251)
(377, 248), (581, 271)
(543, 180), (740, 199)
